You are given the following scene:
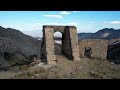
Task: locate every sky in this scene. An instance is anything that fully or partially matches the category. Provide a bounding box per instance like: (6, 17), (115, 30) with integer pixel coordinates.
(0, 11), (120, 37)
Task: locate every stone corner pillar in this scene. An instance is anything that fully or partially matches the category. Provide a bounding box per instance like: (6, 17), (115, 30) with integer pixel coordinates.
(43, 26), (56, 63)
(69, 26), (80, 61)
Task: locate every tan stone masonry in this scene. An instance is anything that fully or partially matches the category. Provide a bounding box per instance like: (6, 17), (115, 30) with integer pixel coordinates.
(41, 25), (80, 63)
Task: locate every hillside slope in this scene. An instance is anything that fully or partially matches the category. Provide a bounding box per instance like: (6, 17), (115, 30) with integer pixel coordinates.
(7, 55), (120, 79)
(0, 26), (41, 69)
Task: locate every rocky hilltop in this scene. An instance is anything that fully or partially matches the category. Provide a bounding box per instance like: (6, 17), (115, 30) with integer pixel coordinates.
(78, 28), (120, 40)
(0, 26), (120, 79)
(0, 26), (41, 70)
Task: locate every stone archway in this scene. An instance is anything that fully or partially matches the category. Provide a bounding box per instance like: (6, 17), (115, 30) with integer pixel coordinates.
(41, 25), (80, 64)
(54, 31), (62, 55)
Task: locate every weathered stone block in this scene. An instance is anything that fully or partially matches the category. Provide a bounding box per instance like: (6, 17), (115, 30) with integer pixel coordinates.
(47, 55), (56, 61)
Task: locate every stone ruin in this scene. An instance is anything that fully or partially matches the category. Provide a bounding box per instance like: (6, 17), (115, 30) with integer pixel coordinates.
(79, 39), (109, 60)
(41, 25), (109, 64)
(41, 25), (80, 64)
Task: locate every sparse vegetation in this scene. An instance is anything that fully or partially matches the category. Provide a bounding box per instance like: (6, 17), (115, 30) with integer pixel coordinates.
(4, 52), (27, 66)
(6, 55), (120, 79)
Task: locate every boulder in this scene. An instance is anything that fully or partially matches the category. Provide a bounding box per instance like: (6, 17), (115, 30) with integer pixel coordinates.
(0, 57), (10, 70)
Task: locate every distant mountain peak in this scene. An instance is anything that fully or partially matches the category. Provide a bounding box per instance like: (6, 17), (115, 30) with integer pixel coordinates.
(0, 26), (6, 29)
(78, 28), (120, 40)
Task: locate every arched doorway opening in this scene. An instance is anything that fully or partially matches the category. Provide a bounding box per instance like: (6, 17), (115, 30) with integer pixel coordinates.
(54, 31), (62, 55)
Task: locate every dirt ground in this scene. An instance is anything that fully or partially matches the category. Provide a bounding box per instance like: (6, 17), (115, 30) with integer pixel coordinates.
(0, 55), (120, 79)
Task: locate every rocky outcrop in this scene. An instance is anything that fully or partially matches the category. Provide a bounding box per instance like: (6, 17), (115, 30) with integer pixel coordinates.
(0, 26), (41, 70)
(0, 57), (10, 70)
(107, 39), (120, 64)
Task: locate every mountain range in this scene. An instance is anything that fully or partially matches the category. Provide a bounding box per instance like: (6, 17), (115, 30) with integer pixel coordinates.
(78, 28), (120, 40)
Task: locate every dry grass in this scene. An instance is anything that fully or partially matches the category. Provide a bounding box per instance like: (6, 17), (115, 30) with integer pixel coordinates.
(8, 55), (120, 79)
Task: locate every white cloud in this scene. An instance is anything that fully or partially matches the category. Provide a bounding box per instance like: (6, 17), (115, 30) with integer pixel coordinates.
(1, 24), (15, 29)
(104, 21), (120, 24)
(108, 21), (120, 24)
(43, 15), (63, 19)
(60, 11), (70, 15)
(1, 21), (79, 37)
(73, 11), (80, 13)
(45, 22), (78, 26)
(1, 23), (42, 31)
(0, 23), (43, 37)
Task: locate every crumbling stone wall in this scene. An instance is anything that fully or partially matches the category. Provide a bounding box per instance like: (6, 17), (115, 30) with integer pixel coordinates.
(79, 39), (109, 60)
(41, 25), (80, 64)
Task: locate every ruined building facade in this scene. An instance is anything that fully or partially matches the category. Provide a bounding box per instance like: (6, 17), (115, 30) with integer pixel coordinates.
(41, 25), (109, 64)
(41, 25), (80, 63)
(79, 39), (109, 60)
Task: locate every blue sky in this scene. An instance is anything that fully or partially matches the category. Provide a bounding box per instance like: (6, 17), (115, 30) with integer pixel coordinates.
(0, 11), (120, 37)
